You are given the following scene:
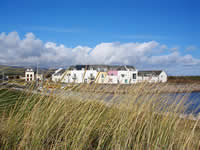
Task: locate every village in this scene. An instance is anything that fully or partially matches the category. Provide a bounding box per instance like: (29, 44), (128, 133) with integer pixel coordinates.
(25, 65), (167, 84)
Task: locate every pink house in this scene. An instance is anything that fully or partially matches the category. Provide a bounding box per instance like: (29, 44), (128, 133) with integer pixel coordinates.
(108, 70), (118, 76)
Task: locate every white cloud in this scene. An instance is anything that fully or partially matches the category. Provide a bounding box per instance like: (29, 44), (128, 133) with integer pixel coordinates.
(186, 45), (197, 51)
(0, 32), (200, 75)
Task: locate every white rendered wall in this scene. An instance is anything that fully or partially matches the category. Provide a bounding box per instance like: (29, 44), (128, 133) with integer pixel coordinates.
(25, 71), (34, 81)
(159, 71), (167, 83)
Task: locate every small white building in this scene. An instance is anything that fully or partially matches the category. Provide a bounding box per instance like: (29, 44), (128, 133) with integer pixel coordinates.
(138, 70), (167, 83)
(25, 68), (35, 82)
(36, 73), (43, 81)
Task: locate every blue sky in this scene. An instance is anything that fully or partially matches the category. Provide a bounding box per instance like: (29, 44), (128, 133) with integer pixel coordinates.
(0, 0), (200, 75)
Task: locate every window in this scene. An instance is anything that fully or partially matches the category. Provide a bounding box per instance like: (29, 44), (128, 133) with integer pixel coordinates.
(27, 74), (29, 77)
(121, 74), (125, 78)
(101, 74), (104, 78)
(133, 74), (136, 79)
(111, 73), (114, 76)
(125, 79), (128, 83)
(30, 74), (32, 77)
(72, 74), (77, 80)
(90, 74), (94, 80)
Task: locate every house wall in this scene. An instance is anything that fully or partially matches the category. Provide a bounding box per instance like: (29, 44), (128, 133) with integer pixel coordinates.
(107, 75), (118, 84)
(137, 71), (167, 83)
(159, 71), (167, 82)
(107, 70), (118, 84)
(25, 71), (34, 81)
(61, 71), (72, 83)
(52, 74), (63, 82)
(84, 70), (98, 83)
(118, 71), (130, 84)
(62, 70), (98, 83)
(95, 72), (108, 84)
(70, 70), (84, 83)
(108, 70), (118, 76)
(129, 70), (138, 84)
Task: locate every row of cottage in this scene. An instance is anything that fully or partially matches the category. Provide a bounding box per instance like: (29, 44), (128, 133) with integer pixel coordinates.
(52, 65), (167, 84)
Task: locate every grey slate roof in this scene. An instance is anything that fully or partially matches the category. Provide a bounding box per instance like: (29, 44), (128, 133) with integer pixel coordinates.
(138, 70), (163, 76)
(68, 65), (136, 71)
(53, 69), (65, 76)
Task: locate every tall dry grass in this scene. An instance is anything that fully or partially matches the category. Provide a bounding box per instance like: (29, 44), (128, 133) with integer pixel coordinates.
(0, 82), (200, 150)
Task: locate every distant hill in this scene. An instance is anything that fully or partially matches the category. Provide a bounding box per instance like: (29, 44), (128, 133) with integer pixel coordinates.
(0, 65), (26, 76)
(0, 65), (56, 77)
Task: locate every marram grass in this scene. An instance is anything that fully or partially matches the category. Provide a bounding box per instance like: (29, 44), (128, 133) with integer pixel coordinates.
(0, 83), (200, 150)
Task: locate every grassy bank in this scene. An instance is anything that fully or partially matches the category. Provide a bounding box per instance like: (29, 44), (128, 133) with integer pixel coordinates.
(0, 84), (200, 149)
(168, 76), (200, 83)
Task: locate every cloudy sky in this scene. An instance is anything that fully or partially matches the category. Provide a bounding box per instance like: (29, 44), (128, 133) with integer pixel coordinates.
(0, 0), (200, 75)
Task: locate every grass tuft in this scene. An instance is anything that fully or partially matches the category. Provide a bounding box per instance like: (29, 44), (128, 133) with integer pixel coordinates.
(0, 83), (199, 150)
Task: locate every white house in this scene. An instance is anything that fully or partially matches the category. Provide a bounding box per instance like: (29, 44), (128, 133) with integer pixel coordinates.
(25, 68), (35, 81)
(52, 68), (65, 82)
(137, 70), (167, 83)
(51, 65), (167, 84)
(62, 65), (107, 84)
(117, 66), (138, 84)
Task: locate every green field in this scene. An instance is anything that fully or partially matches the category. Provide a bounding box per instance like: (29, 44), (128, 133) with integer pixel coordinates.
(0, 89), (23, 112)
(0, 65), (26, 76)
(168, 76), (200, 83)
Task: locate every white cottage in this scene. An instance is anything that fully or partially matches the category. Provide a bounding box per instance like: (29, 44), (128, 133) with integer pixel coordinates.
(62, 65), (105, 84)
(117, 66), (138, 84)
(25, 68), (35, 81)
(62, 65), (86, 83)
(137, 70), (167, 83)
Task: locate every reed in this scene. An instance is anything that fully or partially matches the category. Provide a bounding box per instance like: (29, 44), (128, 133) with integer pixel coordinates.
(0, 82), (199, 150)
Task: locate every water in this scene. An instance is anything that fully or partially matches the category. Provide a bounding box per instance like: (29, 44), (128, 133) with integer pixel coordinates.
(59, 90), (200, 115)
(184, 92), (200, 114)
